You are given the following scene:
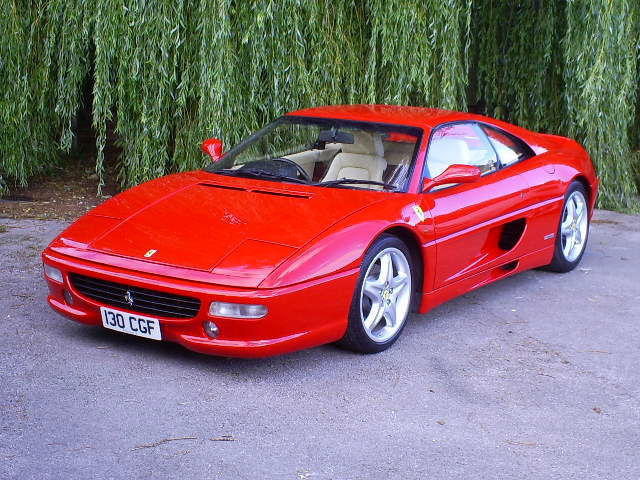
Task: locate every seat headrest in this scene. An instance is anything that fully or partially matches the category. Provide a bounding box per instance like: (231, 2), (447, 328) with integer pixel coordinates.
(341, 131), (384, 157)
(428, 137), (470, 164)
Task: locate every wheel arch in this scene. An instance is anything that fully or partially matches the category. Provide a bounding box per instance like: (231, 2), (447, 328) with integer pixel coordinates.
(573, 175), (591, 204)
(570, 173), (598, 217)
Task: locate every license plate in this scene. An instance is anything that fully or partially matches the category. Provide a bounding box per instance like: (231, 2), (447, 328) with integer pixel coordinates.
(100, 306), (162, 341)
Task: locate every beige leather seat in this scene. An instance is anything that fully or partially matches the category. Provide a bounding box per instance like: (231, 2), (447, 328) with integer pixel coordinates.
(383, 140), (414, 166)
(426, 137), (471, 177)
(322, 131), (387, 185)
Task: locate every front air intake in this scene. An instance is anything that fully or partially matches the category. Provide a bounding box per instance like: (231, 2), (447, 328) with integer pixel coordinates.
(69, 273), (201, 319)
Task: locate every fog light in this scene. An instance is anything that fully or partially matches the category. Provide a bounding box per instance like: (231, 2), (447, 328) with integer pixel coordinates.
(63, 289), (74, 305)
(204, 320), (219, 339)
(43, 263), (63, 283)
(209, 301), (267, 319)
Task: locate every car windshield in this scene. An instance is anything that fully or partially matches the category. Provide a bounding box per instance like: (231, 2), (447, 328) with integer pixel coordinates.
(204, 117), (422, 191)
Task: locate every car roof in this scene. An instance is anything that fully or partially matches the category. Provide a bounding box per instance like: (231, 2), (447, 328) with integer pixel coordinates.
(287, 104), (482, 129)
(287, 105), (544, 149)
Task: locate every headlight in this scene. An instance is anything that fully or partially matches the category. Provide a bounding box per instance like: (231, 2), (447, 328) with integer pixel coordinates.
(43, 264), (63, 283)
(209, 301), (268, 319)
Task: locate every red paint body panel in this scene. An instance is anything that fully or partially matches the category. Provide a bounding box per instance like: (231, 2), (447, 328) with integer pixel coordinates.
(43, 251), (356, 357)
(43, 105), (599, 357)
(87, 178), (383, 272)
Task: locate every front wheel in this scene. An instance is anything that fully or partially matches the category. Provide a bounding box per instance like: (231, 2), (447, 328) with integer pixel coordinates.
(337, 235), (414, 353)
(544, 181), (590, 272)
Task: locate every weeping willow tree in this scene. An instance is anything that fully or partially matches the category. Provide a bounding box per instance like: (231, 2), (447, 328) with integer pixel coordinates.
(471, 0), (566, 132)
(563, 0), (639, 209)
(471, 0), (640, 210)
(0, 2), (62, 191)
(1, 0), (639, 209)
(365, 0), (471, 108)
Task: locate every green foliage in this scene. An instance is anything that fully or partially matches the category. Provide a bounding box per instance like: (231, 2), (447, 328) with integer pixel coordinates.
(1, 1), (62, 187)
(365, 0), (471, 108)
(471, 0), (566, 132)
(563, 0), (639, 209)
(1, 0), (639, 209)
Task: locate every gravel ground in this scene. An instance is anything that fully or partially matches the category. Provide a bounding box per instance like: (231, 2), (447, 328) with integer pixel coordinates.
(1, 210), (639, 480)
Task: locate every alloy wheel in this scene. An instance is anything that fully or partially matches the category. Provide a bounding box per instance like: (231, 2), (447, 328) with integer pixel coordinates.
(359, 247), (412, 343)
(560, 190), (588, 262)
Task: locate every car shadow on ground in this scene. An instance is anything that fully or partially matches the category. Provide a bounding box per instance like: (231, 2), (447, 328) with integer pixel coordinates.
(62, 319), (344, 371)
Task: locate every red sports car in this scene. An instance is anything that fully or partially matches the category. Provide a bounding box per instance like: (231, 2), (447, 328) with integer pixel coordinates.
(42, 105), (598, 357)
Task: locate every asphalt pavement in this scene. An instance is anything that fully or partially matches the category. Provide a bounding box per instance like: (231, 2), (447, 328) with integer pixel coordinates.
(1, 210), (639, 480)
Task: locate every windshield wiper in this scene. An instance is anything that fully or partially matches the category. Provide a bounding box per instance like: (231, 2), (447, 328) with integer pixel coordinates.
(212, 168), (308, 184)
(314, 179), (398, 190)
(211, 170), (396, 190)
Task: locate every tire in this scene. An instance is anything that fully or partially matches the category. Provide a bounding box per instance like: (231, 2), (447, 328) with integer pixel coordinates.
(544, 181), (590, 273)
(336, 234), (414, 353)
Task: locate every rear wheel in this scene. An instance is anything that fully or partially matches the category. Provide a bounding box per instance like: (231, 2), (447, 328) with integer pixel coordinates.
(337, 235), (413, 353)
(544, 181), (590, 272)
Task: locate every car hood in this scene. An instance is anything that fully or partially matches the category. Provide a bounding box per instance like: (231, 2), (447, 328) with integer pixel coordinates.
(55, 172), (386, 285)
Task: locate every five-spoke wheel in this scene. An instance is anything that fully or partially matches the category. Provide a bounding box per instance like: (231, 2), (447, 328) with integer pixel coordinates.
(360, 248), (412, 343)
(545, 181), (590, 272)
(560, 189), (589, 262)
(338, 235), (414, 353)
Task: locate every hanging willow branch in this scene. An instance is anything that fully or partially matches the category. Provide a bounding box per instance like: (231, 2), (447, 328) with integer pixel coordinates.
(471, 0), (566, 132)
(1, 0), (61, 192)
(0, 0), (638, 208)
(563, 0), (639, 209)
(365, 0), (471, 108)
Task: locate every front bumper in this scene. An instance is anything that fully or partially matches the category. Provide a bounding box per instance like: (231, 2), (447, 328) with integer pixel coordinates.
(42, 250), (358, 358)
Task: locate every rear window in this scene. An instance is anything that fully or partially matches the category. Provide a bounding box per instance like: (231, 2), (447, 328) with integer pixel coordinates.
(480, 125), (533, 167)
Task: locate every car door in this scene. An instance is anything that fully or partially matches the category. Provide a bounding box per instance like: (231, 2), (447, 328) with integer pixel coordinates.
(421, 122), (530, 289)
(477, 123), (563, 257)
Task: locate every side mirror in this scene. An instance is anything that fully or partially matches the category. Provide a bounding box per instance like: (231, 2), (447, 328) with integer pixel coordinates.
(422, 164), (481, 193)
(202, 138), (224, 162)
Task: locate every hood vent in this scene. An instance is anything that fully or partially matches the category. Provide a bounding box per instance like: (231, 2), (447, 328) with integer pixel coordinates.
(199, 183), (246, 192)
(199, 183), (309, 199)
(252, 189), (310, 199)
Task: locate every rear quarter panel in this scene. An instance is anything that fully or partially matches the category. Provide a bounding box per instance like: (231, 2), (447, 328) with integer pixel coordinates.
(503, 131), (599, 275)
(530, 133), (598, 209)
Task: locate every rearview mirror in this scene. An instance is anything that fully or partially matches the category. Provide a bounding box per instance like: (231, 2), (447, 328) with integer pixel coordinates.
(422, 164), (481, 193)
(202, 138), (224, 162)
(317, 129), (354, 145)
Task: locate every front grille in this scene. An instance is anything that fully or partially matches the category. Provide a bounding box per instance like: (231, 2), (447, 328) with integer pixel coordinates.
(69, 273), (201, 319)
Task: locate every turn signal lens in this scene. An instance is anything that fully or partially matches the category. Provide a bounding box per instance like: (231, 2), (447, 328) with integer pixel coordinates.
(209, 301), (267, 319)
(43, 264), (63, 283)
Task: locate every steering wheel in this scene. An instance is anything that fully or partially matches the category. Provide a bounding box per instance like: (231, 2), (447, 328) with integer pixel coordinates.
(271, 157), (311, 182)
(238, 158), (311, 182)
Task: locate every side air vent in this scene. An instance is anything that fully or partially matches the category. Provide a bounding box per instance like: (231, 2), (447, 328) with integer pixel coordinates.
(500, 260), (519, 271)
(499, 218), (526, 251)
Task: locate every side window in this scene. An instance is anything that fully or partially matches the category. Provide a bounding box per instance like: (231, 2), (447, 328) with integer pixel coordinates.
(480, 125), (533, 167)
(425, 123), (498, 181)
